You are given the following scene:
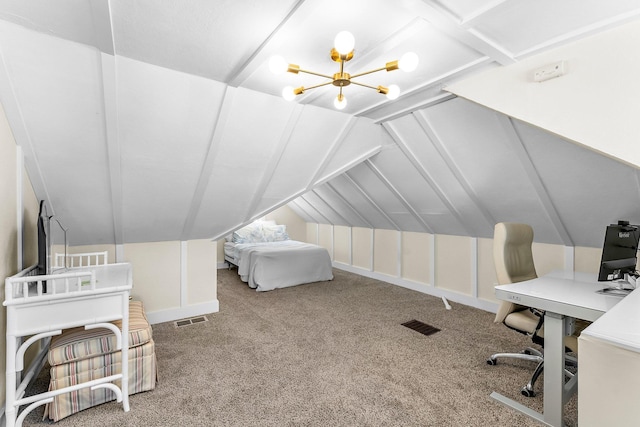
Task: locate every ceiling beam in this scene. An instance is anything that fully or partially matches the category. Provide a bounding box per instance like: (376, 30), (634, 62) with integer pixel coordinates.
(304, 189), (351, 225)
(412, 110), (495, 233)
(92, 0), (116, 55)
(343, 171), (400, 231)
(458, 0), (509, 26)
(296, 195), (333, 224)
(515, 8), (640, 58)
(226, 0), (307, 86)
(0, 40), (52, 212)
(325, 182), (374, 229)
(416, 0), (515, 65)
(382, 121), (471, 235)
(100, 53), (123, 244)
(242, 104), (304, 223)
(370, 93), (455, 124)
(287, 200), (316, 223)
(361, 56), (492, 122)
(364, 159), (433, 233)
(181, 86), (236, 240)
(498, 115), (573, 246)
(307, 116), (357, 187)
(241, 143), (382, 229)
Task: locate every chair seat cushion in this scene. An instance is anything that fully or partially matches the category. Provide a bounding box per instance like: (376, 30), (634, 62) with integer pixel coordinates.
(48, 300), (152, 366)
(504, 309), (540, 333)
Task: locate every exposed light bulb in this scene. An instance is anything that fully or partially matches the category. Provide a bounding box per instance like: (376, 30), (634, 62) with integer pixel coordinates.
(269, 55), (288, 74)
(386, 85), (400, 100)
(334, 31), (355, 55)
(282, 86), (296, 101)
(398, 52), (419, 72)
(334, 95), (347, 110)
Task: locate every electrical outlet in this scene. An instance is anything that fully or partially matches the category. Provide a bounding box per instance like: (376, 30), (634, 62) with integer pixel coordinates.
(533, 60), (566, 82)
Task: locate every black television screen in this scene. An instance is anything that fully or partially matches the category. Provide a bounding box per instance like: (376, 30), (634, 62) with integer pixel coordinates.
(37, 200), (50, 291)
(598, 221), (640, 282)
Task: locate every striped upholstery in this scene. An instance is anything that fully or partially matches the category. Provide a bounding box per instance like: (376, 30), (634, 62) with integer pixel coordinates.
(48, 301), (153, 365)
(45, 301), (157, 422)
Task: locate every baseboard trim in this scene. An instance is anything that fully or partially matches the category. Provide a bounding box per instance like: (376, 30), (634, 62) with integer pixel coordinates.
(332, 262), (498, 313)
(145, 300), (220, 325)
(213, 259), (497, 313)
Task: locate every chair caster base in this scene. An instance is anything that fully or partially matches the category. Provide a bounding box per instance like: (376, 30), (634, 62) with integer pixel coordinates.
(521, 386), (536, 397)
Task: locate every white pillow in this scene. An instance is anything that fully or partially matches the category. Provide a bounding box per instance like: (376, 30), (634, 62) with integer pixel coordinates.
(262, 224), (289, 242)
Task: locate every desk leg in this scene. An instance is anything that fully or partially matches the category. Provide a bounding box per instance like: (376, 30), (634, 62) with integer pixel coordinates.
(544, 312), (565, 427)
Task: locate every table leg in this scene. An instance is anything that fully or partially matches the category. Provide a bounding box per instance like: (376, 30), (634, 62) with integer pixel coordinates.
(543, 312), (565, 426)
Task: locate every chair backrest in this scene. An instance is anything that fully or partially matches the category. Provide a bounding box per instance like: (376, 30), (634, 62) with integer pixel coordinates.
(493, 222), (538, 323)
(493, 222), (537, 285)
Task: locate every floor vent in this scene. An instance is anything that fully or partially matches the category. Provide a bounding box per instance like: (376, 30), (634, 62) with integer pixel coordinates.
(401, 319), (440, 336)
(174, 316), (208, 328)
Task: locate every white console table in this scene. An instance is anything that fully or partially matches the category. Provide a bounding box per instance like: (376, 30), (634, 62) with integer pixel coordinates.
(4, 263), (132, 427)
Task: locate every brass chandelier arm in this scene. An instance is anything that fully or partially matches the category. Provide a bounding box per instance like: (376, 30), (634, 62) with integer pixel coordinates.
(294, 68), (335, 80)
(350, 61), (399, 79)
(303, 80), (335, 91)
(349, 66), (387, 79)
(350, 80), (387, 92)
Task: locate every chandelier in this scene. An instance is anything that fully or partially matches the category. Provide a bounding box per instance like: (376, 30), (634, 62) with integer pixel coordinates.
(269, 31), (419, 110)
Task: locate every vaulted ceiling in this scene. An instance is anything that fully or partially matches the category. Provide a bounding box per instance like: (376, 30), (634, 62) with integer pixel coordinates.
(0, 1), (639, 248)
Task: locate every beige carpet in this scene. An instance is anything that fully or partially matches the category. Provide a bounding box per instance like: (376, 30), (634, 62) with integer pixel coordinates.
(22, 268), (577, 426)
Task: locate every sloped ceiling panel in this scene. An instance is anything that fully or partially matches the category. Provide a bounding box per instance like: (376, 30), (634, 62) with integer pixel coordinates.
(516, 120), (640, 248)
(0, 18), (385, 245)
(311, 185), (373, 229)
(298, 97), (640, 248)
(253, 108), (381, 217)
(383, 114), (490, 236)
(411, 99), (554, 240)
(187, 88), (383, 241)
(0, 0), (114, 54)
(324, 174), (398, 231)
(0, 20), (116, 244)
(117, 56), (227, 243)
(110, 0), (301, 82)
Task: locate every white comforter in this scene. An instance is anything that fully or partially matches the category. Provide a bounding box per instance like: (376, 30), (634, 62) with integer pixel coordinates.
(231, 241), (333, 291)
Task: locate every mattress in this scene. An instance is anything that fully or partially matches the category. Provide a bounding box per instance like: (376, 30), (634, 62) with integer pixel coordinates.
(227, 240), (333, 291)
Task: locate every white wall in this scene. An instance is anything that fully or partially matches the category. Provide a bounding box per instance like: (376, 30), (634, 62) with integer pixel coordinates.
(66, 239), (219, 325)
(0, 102), (39, 418)
(0, 100), (18, 416)
(265, 205), (306, 242)
(447, 19), (640, 168)
(309, 222), (607, 313)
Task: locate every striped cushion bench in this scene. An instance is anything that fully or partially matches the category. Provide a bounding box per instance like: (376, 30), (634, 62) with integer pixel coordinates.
(44, 301), (157, 422)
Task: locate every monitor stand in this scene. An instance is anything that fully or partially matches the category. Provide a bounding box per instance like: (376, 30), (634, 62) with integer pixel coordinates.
(596, 273), (637, 296)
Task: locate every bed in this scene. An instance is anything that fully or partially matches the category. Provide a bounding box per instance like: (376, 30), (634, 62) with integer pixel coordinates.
(224, 221), (333, 291)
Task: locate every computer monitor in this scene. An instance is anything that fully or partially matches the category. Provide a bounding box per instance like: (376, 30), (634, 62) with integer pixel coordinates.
(597, 220), (640, 282)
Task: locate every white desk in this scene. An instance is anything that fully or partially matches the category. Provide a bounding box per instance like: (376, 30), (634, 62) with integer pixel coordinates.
(491, 271), (623, 427)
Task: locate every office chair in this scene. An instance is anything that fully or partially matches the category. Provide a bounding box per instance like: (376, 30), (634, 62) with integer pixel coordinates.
(487, 222), (578, 397)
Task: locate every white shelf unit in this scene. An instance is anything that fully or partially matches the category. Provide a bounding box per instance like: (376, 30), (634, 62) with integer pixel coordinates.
(3, 263), (133, 427)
